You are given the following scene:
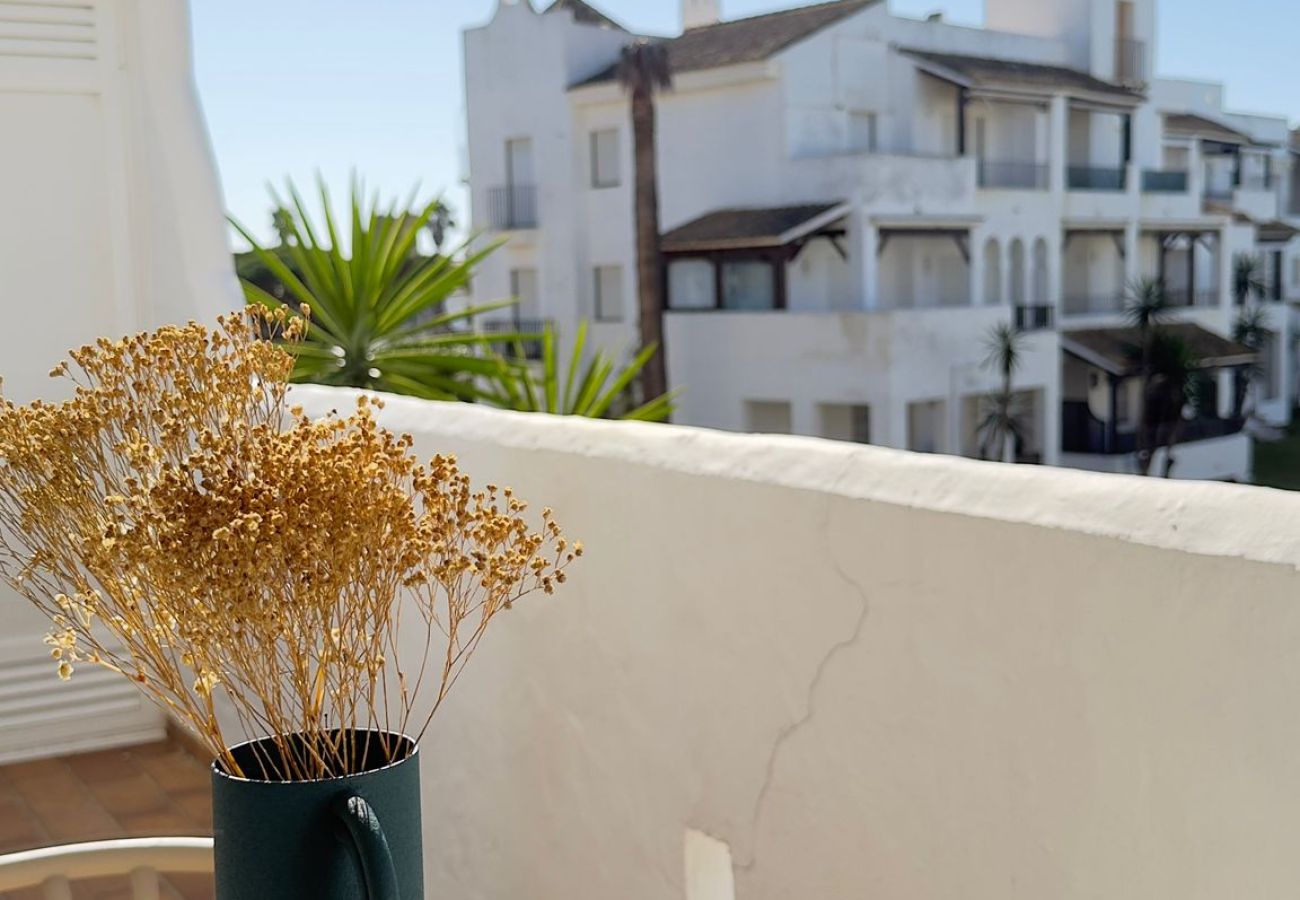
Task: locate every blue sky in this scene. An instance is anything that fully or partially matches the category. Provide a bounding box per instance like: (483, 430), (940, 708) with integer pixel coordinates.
(191, 0), (1299, 244)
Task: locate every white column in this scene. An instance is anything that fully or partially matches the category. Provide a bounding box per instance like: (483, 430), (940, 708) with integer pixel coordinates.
(1218, 228), (1232, 308)
(1123, 222), (1140, 288)
(852, 196), (880, 310)
(970, 230), (985, 307)
(1047, 231), (1064, 314)
(790, 400), (818, 438)
(1049, 95), (1068, 197)
(1188, 140), (1204, 200)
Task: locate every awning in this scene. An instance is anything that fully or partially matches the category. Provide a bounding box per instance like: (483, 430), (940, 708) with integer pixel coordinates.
(1063, 322), (1257, 378)
(661, 203), (848, 253)
(1163, 112), (1253, 146)
(900, 48), (1142, 104)
(1258, 220), (1300, 244)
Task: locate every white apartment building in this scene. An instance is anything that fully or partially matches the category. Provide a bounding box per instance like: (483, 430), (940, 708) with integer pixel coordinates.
(463, 0), (1300, 481)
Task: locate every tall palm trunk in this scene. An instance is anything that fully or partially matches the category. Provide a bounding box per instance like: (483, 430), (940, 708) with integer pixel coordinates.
(1136, 328), (1155, 476)
(630, 85), (668, 404)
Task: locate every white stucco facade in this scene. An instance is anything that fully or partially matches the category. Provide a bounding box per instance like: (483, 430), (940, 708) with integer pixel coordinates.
(0, 0), (239, 760)
(296, 384), (1300, 900)
(463, 0), (1300, 483)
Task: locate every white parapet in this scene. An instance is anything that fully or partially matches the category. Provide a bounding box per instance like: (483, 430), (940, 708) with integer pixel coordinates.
(293, 385), (1300, 900)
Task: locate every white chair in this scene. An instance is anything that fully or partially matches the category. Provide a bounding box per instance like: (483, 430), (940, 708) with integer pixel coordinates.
(0, 837), (213, 899)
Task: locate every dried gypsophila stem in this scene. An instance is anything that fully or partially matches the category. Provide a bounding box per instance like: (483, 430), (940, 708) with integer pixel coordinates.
(0, 305), (580, 781)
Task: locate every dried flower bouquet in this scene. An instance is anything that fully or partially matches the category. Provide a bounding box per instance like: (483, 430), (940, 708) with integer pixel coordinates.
(0, 307), (579, 780)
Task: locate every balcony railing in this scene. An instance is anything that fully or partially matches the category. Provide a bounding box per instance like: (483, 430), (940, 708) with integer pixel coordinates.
(1068, 166), (1127, 191)
(1238, 174), (1273, 192)
(479, 317), (551, 361)
(486, 185), (538, 230)
(1063, 402), (1244, 455)
(1115, 37), (1147, 85)
(1063, 293), (1125, 316)
(978, 160), (1049, 190)
(1014, 304), (1054, 331)
(1163, 288), (1219, 309)
(1204, 184), (1235, 202)
(1141, 170), (1188, 193)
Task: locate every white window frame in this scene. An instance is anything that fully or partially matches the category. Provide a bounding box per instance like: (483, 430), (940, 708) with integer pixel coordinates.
(593, 265), (624, 323)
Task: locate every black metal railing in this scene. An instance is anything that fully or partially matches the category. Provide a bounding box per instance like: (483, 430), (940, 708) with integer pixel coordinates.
(1115, 37), (1147, 84)
(1141, 169), (1188, 193)
(978, 160), (1050, 190)
(1014, 304), (1054, 331)
(1062, 293), (1125, 316)
(1068, 165), (1127, 191)
(486, 185), (538, 230)
(1163, 287), (1219, 308)
(1062, 401), (1111, 453)
(479, 317), (550, 361)
(1063, 400), (1244, 455)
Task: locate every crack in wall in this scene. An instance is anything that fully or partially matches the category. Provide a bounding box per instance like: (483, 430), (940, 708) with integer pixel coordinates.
(734, 460), (874, 873)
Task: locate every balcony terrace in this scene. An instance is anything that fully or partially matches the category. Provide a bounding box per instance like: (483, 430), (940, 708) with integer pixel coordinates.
(485, 184), (539, 231)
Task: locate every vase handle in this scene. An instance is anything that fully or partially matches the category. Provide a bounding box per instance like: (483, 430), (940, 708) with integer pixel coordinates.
(334, 794), (401, 900)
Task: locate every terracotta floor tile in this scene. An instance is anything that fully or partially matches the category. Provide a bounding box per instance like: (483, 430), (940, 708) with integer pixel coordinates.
(0, 795), (50, 850)
(0, 736), (216, 899)
(81, 771), (172, 819)
(167, 788), (212, 831)
(64, 749), (144, 785)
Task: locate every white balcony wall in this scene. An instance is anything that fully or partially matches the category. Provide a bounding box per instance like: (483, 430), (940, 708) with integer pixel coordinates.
(663, 307), (1058, 453)
(1062, 433), (1252, 481)
(292, 386), (1300, 900)
(787, 154), (977, 217)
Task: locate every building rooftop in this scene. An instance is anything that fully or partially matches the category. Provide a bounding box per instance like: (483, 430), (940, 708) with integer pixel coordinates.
(902, 48), (1143, 101)
(574, 0), (878, 87)
(544, 0), (627, 31)
(661, 203), (846, 252)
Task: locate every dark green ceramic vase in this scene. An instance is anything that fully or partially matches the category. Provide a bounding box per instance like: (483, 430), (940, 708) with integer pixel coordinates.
(211, 731), (423, 900)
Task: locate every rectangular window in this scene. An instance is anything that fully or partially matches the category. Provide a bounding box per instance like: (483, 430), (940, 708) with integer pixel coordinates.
(819, 404), (871, 444)
(593, 265), (624, 322)
(907, 399), (946, 454)
(668, 259), (717, 310)
(590, 129), (620, 188)
(848, 111), (878, 154)
(746, 400), (792, 435)
(721, 260), (776, 310)
(505, 137), (534, 188)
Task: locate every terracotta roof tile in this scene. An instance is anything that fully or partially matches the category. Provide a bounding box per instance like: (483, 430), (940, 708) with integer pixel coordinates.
(574, 0), (878, 87)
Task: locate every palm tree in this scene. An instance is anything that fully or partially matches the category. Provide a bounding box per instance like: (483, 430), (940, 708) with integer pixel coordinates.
(1124, 277), (1171, 475)
(487, 321), (677, 421)
(1231, 253), (1269, 420)
(1232, 303), (1269, 420)
(977, 322), (1025, 462)
(232, 177), (514, 402)
(1144, 331), (1195, 478)
(1233, 252), (1266, 307)
(618, 40), (673, 409)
